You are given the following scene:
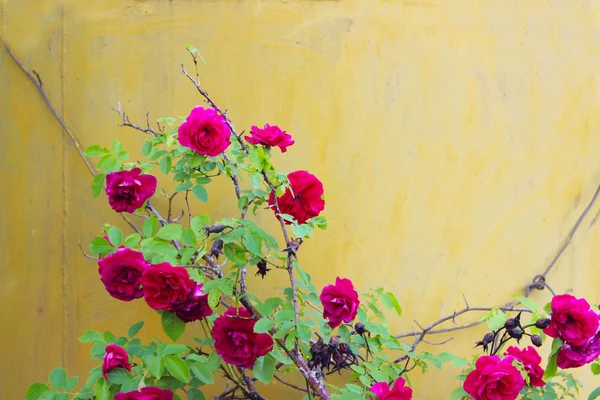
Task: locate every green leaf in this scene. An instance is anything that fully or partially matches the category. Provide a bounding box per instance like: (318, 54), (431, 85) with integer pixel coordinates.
(49, 368), (67, 390)
(107, 226), (123, 247)
(544, 338), (563, 380)
(242, 232), (262, 256)
(166, 356), (191, 382)
(162, 311), (186, 341)
(94, 377), (110, 400)
(449, 386), (469, 400)
(157, 224), (183, 240)
(224, 243), (246, 264)
(291, 223), (313, 238)
(514, 295), (540, 313)
(589, 387), (600, 400)
(307, 216), (328, 230)
(97, 154), (121, 172)
(192, 185), (208, 203)
(256, 298), (283, 316)
(188, 388), (206, 400)
(159, 156), (172, 175)
(123, 233), (141, 248)
(128, 321), (144, 337)
(78, 330), (104, 343)
(480, 308), (508, 331)
(107, 368), (132, 384)
(380, 292), (402, 316)
(592, 363), (600, 375)
(143, 216), (159, 238)
(64, 376), (78, 391)
(162, 344), (189, 356)
(91, 173), (106, 197)
(252, 355), (275, 384)
(25, 383), (51, 400)
(190, 214), (210, 234)
(89, 237), (112, 255)
(141, 141), (153, 156)
(84, 145), (110, 157)
(191, 363), (214, 384)
(254, 318), (275, 333)
(112, 140), (123, 154)
(180, 229), (197, 247)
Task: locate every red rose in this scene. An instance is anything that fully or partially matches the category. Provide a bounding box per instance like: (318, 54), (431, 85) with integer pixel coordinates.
(268, 170), (325, 225)
(106, 168), (157, 213)
(141, 263), (195, 311)
(212, 307), (274, 368)
(371, 376), (413, 400)
(114, 387), (173, 400)
(544, 294), (599, 346)
(245, 124), (294, 153)
(174, 284), (213, 323)
(557, 329), (600, 369)
(463, 355), (525, 400)
(102, 344), (131, 380)
(98, 248), (148, 301)
(177, 106), (231, 156)
(504, 346), (545, 387)
(320, 277), (360, 328)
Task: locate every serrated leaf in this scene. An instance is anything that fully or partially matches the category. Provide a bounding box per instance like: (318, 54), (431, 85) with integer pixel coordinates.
(162, 344), (189, 356)
(162, 311), (186, 341)
(84, 145), (109, 157)
(514, 295), (540, 313)
(64, 376), (78, 391)
(291, 224), (313, 238)
(192, 185), (208, 203)
(157, 224), (183, 240)
(592, 363), (600, 375)
(49, 368), (67, 390)
(449, 386), (469, 400)
(92, 173), (106, 197)
(97, 155), (121, 172)
(107, 226), (123, 247)
(242, 232), (262, 255)
(188, 388), (206, 400)
(166, 356), (191, 382)
(159, 156), (172, 175)
(256, 298), (283, 316)
(191, 363), (214, 384)
(107, 368), (132, 384)
(223, 243), (246, 264)
(143, 216), (159, 238)
(124, 233), (141, 248)
(252, 355), (275, 384)
(78, 330), (104, 343)
(190, 214), (210, 234)
(141, 141), (153, 156)
(254, 318), (275, 333)
(380, 292), (402, 316)
(128, 321), (144, 338)
(25, 383), (51, 400)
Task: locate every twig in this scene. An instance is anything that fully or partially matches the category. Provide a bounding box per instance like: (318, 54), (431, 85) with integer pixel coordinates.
(394, 305), (530, 363)
(145, 201), (180, 250)
(112, 102), (161, 137)
(274, 374), (309, 393)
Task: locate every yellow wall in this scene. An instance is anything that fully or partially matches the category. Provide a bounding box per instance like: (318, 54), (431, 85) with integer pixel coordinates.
(3, 0), (600, 398)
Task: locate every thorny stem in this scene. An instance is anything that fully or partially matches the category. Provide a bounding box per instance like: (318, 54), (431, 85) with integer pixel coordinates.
(146, 201), (181, 250)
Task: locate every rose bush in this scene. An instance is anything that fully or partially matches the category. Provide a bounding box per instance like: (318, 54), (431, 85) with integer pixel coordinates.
(26, 52), (600, 400)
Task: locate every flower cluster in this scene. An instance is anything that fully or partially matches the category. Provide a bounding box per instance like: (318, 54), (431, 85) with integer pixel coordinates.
(544, 294), (600, 369)
(98, 250), (212, 323)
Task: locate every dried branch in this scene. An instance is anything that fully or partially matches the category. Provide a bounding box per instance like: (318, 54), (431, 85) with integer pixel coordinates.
(274, 374), (309, 393)
(112, 102), (161, 137)
(394, 305), (530, 363)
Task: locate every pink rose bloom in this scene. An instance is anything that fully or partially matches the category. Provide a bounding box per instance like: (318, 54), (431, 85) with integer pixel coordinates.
(557, 329), (600, 369)
(177, 106), (231, 156)
(114, 387), (173, 400)
(98, 248), (148, 301)
(106, 168), (157, 213)
(371, 376), (413, 400)
(212, 307), (274, 368)
(463, 355), (525, 400)
(544, 294), (599, 346)
(102, 344), (131, 380)
(174, 284), (213, 323)
(141, 263), (195, 311)
(504, 346), (545, 387)
(245, 124), (294, 153)
(268, 170), (325, 225)
(320, 277), (360, 328)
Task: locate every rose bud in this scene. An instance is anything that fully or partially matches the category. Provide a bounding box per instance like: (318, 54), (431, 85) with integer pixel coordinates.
(530, 334), (543, 347)
(475, 332), (495, 352)
(535, 318), (551, 329)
